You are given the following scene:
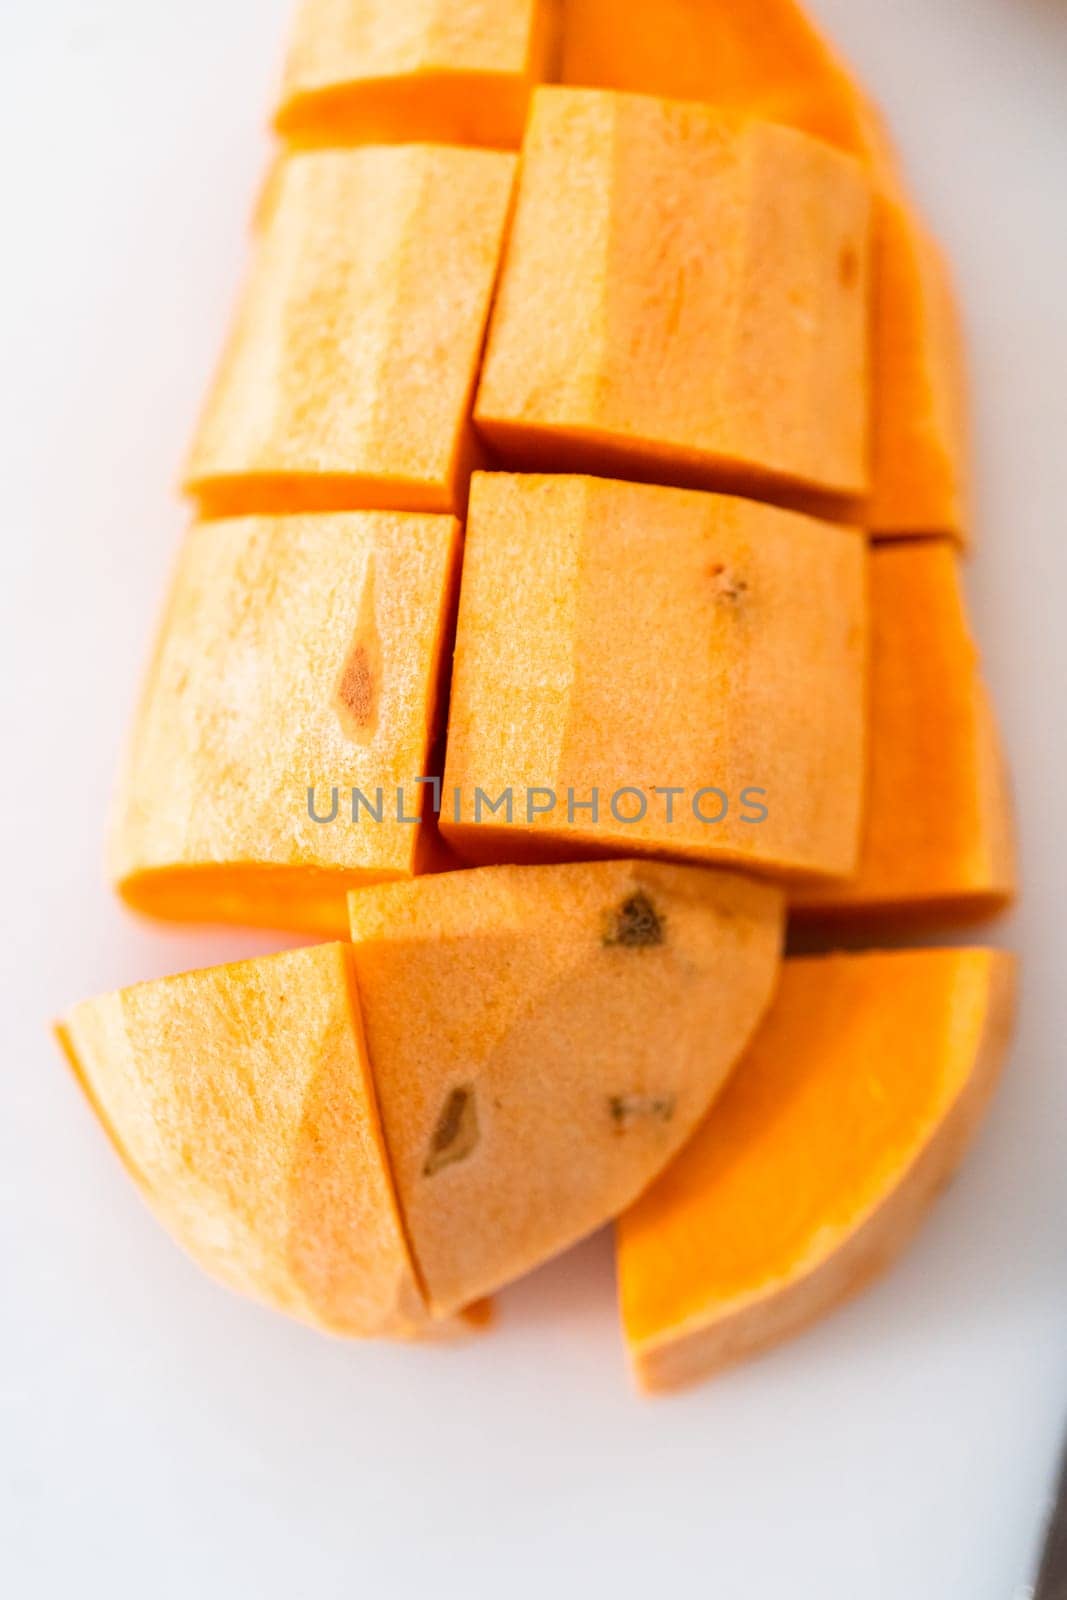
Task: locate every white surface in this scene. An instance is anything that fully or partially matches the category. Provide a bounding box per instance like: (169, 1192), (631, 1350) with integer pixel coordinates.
(2, 3), (1065, 1596)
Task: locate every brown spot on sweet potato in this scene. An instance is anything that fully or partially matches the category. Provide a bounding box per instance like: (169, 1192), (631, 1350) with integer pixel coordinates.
(334, 560), (383, 741)
(838, 244), (860, 289)
(423, 1085), (479, 1177)
(604, 891), (664, 949)
(707, 561), (749, 603)
(337, 645), (376, 725)
(609, 1094), (676, 1131)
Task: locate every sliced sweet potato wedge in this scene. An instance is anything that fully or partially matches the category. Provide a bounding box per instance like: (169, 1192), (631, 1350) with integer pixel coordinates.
(617, 948), (1017, 1392)
(59, 945), (429, 1338)
(348, 859), (784, 1314)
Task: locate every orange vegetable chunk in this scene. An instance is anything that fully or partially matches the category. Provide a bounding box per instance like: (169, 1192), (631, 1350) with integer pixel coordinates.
(617, 948), (1017, 1392)
(441, 473), (868, 882)
(865, 198), (968, 537)
(561, 0), (892, 156)
(59, 945), (429, 1337)
(475, 87), (873, 510)
(561, 0), (968, 540)
(794, 541), (1016, 922)
(111, 512), (461, 935)
(347, 860), (784, 1313)
(185, 145), (517, 519)
(276, 0), (559, 150)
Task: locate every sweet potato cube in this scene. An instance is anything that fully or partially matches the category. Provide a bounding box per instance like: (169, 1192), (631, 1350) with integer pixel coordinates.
(59, 945), (429, 1337)
(111, 512), (461, 934)
(475, 87), (873, 509)
(276, 0), (558, 150)
(561, 0), (967, 539)
(618, 948), (1017, 1391)
(793, 541), (1016, 922)
(348, 860), (784, 1313)
(441, 473), (868, 882)
(185, 145), (517, 518)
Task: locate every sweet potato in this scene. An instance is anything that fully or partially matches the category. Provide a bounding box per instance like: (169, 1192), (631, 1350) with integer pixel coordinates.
(618, 948), (1016, 1391)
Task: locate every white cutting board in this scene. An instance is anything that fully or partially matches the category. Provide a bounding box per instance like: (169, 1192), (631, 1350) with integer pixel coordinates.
(1, 3), (1065, 1596)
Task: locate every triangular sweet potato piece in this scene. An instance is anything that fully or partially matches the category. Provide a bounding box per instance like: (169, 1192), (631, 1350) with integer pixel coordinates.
(347, 859), (784, 1314)
(59, 944), (429, 1338)
(617, 948), (1016, 1391)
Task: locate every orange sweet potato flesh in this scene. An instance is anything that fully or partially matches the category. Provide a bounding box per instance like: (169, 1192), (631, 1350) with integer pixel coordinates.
(185, 145), (516, 519)
(866, 198), (968, 537)
(111, 512), (461, 936)
(347, 859), (784, 1314)
(617, 948), (1017, 1392)
(442, 473), (868, 883)
(275, 0), (560, 151)
(561, 0), (892, 155)
(793, 541), (1016, 923)
(59, 945), (430, 1338)
(562, 0), (968, 540)
(475, 88), (872, 511)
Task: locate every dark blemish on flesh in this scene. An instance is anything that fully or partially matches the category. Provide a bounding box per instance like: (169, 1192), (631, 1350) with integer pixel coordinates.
(336, 644), (376, 728)
(423, 1085), (479, 1177)
(838, 244), (860, 289)
(609, 1094), (676, 1131)
(334, 559), (382, 741)
(707, 561), (749, 603)
(603, 891), (665, 949)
